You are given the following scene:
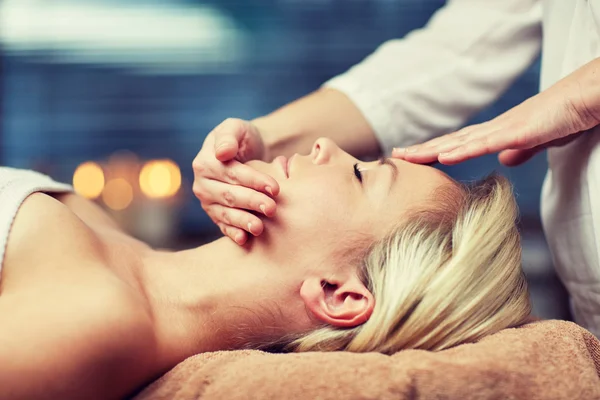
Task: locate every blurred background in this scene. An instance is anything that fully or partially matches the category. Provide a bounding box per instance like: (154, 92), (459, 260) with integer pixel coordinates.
(0, 0), (569, 319)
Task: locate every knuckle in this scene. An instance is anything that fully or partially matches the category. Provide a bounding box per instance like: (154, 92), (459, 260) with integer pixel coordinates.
(192, 184), (203, 198)
(193, 159), (212, 176)
(204, 208), (215, 221)
(192, 159), (205, 173)
(456, 135), (469, 145)
(203, 203), (215, 216)
(223, 118), (240, 130)
(512, 129), (530, 147)
(225, 168), (237, 182)
(220, 209), (231, 224)
(477, 137), (491, 151)
(456, 128), (471, 138)
(222, 190), (236, 206)
(206, 210), (218, 224)
(219, 225), (228, 236)
(193, 184), (209, 200)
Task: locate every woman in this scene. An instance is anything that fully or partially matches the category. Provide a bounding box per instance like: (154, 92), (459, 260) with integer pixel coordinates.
(0, 138), (530, 399)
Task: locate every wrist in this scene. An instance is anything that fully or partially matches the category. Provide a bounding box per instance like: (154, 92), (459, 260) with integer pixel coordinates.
(250, 116), (275, 162)
(568, 57), (600, 130)
(251, 114), (304, 161)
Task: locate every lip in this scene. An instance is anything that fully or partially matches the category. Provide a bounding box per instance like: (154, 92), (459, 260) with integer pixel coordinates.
(275, 156), (288, 178)
(287, 154), (295, 178)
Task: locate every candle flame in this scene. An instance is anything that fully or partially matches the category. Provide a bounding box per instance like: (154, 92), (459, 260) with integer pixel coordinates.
(102, 178), (133, 211)
(73, 161), (105, 199)
(139, 159), (181, 199)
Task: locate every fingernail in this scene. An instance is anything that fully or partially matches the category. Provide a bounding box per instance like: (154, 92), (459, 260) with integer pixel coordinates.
(393, 147), (405, 154)
(260, 204), (267, 215)
(439, 150), (458, 158)
(265, 186), (273, 196)
(406, 147), (418, 153)
(247, 222), (253, 235)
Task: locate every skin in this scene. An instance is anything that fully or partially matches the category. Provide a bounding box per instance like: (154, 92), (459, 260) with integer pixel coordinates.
(0, 139), (450, 400)
(394, 57), (600, 166)
(193, 89), (379, 244)
(193, 57), (600, 244)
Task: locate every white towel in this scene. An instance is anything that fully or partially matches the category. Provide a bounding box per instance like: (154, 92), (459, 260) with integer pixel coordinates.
(0, 167), (73, 278)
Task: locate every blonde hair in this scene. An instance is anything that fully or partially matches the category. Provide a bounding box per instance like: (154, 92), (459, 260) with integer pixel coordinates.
(278, 174), (531, 354)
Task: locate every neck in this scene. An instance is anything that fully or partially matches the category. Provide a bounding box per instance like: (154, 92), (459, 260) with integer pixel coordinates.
(139, 237), (310, 365)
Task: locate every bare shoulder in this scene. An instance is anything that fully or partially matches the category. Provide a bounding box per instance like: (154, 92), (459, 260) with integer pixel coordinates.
(52, 192), (124, 232)
(0, 281), (160, 400)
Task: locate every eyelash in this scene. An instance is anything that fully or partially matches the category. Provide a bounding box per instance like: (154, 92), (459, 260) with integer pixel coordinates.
(353, 163), (363, 183)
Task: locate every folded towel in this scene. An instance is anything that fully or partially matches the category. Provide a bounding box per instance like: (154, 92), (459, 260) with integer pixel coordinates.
(0, 167), (72, 278)
(135, 320), (600, 400)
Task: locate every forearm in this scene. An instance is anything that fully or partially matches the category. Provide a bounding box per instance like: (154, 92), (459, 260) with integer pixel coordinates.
(570, 56), (600, 130)
(253, 88), (381, 160)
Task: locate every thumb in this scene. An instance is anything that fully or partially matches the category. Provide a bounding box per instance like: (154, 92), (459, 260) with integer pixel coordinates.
(498, 148), (540, 167)
(212, 119), (256, 162)
(215, 139), (239, 162)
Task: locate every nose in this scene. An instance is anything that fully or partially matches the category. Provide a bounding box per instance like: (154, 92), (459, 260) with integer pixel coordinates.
(311, 137), (339, 164)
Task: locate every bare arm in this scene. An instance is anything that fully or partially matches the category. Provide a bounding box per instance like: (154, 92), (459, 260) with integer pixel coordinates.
(254, 88), (381, 160)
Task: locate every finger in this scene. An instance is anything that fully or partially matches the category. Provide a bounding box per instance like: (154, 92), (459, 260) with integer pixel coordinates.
(436, 128), (520, 165)
(213, 118), (249, 162)
(393, 138), (471, 163)
(218, 223), (248, 245)
(393, 128), (485, 163)
(437, 141), (491, 165)
(196, 179), (277, 217)
(391, 149), (440, 164)
(210, 204), (265, 236)
(221, 160), (280, 197)
(498, 148), (541, 167)
(392, 125), (481, 158)
(193, 157), (280, 198)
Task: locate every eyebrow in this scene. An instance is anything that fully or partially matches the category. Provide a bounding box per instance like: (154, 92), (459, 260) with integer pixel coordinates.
(379, 157), (398, 190)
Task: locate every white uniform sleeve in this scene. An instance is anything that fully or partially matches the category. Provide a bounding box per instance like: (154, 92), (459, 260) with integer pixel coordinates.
(324, 0), (542, 153)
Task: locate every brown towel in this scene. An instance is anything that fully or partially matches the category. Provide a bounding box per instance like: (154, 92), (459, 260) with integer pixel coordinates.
(135, 320), (600, 400)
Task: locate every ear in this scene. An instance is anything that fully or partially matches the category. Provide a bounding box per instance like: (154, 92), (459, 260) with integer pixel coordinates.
(300, 275), (374, 328)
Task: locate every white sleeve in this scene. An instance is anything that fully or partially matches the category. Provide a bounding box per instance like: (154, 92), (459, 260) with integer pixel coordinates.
(324, 0), (542, 154)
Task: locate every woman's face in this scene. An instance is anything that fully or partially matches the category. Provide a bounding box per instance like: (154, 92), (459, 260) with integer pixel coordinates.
(247, 138), (453, 260)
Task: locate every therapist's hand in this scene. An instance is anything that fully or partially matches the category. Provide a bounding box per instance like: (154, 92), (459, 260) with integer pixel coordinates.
(393, 58), (600, 166)
(193, 118), (280, 245)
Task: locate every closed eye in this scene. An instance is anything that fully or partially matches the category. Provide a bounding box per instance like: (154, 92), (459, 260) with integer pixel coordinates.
(353, 163), (363, 183)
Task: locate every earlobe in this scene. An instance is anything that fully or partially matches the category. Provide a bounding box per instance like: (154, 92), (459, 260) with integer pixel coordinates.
(300, 276), (374, 328)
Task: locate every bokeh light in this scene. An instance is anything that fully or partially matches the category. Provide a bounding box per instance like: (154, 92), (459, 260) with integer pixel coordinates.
(139, 159), (181, 199)
(73, 161), (105, 199)
(102, 178), (133, 211)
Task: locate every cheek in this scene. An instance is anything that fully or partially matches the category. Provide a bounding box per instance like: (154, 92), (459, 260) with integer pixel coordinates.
(277, 178), (358, 239)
